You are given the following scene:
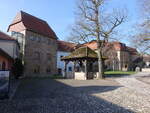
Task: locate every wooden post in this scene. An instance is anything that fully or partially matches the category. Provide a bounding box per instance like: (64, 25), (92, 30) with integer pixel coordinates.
(73, 61), (76, 79)
(64, 61), (69, 78)
(84, 60), (88, 80)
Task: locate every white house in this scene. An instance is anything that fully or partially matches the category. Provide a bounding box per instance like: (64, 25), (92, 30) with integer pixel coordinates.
(143, 54), (150, 67)
(0, 31), (19, 59)
(57, 40), (77, 77)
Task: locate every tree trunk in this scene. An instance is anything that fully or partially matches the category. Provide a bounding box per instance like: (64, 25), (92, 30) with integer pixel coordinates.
(94, 3), (104, 79)
(97, 42), (104, 79)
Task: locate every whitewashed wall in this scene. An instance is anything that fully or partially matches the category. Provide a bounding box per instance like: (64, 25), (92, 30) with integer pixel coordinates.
(57, 51), (74, 76)
(0, 40), (19, 59)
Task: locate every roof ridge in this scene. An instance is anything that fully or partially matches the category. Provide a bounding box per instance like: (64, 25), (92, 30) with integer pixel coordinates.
(58, 40), (77, 45)
(20, 10), (47, 23)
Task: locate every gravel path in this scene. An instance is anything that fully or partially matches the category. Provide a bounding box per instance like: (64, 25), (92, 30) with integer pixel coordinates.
(0, 78), (133, 113)
(112, 72), (150, 113)
(0, 74), (150, 113)
(116, 77), (150, 96)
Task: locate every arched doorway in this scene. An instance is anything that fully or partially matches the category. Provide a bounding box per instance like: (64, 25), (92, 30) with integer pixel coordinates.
(2, 61), (6, 70)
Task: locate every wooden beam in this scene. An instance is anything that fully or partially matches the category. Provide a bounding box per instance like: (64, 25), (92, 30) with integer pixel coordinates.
(84, 60), (88, 80)
(64, 61), (69, 78)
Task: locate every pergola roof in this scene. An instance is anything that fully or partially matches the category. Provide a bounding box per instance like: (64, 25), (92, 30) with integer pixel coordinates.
(61, 46), (106, 61)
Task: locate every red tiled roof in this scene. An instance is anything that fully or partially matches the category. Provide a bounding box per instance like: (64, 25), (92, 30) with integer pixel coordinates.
(81, 40), (127, 51)
(0, 48), (13, 61)
(57, 40), (77, 52)
(80, 40), (139, 55)
(8, 11), (57, 39)
(126, 46), (138, 55)
(112, 42), (127, 51)
(0, 31), (15, 41)
(83, 40), (98, 50)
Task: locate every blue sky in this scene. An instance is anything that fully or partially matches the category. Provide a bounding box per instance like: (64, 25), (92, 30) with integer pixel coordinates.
(0, 0), (139, 45)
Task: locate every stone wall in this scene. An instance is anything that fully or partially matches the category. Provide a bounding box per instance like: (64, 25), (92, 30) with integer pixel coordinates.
(142, 68), (150, 72)
(24, 30), (57, 76)
(74, 72), (87, 80)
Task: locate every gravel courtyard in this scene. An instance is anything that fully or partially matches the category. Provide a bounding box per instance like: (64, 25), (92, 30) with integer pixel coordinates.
(0, 73), (150, 113)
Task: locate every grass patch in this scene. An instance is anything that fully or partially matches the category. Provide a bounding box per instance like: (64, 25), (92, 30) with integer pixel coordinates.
(50, 75), (65, 79)
(104, 71), (136, 75)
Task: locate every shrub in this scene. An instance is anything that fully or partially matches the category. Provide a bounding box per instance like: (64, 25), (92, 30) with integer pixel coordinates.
(12, 58), (24, 79)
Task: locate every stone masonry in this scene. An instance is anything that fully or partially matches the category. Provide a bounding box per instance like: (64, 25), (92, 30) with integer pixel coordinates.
(24, 31), (57, 76)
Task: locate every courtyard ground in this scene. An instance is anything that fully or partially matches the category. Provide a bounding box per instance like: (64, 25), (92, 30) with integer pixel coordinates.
(0, 72), (150, 113)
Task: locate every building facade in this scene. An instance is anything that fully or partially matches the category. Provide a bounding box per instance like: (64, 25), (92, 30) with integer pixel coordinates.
(57, 41), (76, 77)
(0, 48), (13, 70)
(0, 31), (19, 59)
(8, 11), (58, 76)
(143, 54), (150, 68)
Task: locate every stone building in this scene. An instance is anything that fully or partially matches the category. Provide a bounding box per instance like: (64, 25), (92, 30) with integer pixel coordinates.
(8, 11), (58, 76)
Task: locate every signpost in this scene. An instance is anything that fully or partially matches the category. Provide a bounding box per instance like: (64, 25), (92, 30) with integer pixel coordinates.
(0, 71), (10, 99)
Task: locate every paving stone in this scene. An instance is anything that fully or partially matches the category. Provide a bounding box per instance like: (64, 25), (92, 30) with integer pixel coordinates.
(0, 77), (149, 113)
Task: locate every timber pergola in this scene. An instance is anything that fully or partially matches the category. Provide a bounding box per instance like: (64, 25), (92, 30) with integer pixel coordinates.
(61, 46), (106, 80)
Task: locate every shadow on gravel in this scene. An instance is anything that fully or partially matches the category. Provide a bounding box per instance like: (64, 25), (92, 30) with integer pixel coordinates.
(1, 78), (135, 113)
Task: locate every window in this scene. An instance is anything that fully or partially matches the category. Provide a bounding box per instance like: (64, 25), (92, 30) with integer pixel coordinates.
(33, 66), (40, 73)
(2, 61), (6, 70)
(37, 37), (41, 42)
(41, 37), (45, 43)
(60, 56), (64, 61)
(46, 66), (51, 73)
(29, 36), (34, 41)
(58, 68), (62, 74)
(48, 39), (51, 45)
(68, 67), (72, 71)
(47, 53), (51, 60)
(34, 52), (40, 60)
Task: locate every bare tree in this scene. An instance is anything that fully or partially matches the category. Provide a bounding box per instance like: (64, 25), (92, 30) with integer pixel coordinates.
(100, 9), (127, 42)
(130, 0), (150, 54)
(67, 0), (127, 78)
(130, 26), (150, 55)
(139, 0), (150, 18)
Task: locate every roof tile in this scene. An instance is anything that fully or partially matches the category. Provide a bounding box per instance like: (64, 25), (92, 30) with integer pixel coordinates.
(8, 11), (57, 39)
(57, 40), (77, 52)
(0, 31), (15, 41)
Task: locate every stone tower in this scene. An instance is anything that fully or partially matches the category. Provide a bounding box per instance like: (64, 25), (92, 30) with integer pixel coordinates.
(8, 11), (58, 76)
